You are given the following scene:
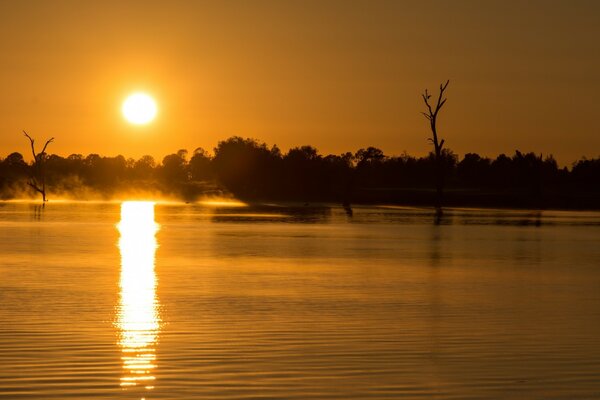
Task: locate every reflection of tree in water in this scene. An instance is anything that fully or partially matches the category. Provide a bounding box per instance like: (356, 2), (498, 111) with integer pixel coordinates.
(426, 215), (446, 366)
(513, 225), (543, 266)
(30, 204), (44, 221)
(491, 210), (543, 227)
(429, 225), (443, 268)
(433, 208), (455, 226)
(434, 208), (443, 226)
(429, 207), (455, 266)
(521, 211), (542, 227)
(343, 203), (353, 218)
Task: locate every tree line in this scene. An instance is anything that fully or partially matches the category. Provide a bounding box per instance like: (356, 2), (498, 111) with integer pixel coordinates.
(1, 136), (598, 208)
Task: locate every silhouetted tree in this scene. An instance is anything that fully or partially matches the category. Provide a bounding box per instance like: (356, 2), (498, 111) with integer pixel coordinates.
(4, 152), (27, 168)
(282, 146), (324, 201)
(355, 147), (385, 165)
(352, 147), (387, 195)
(189, 147), (213, 181)
(161, 151), (189, 185)
(213, 137), (278, 199)
(457, 153), (491, 187)
(133, 155), (156, 180)
(0, 133), (598, 208)
(23, 131), (54, 202)
(571, 157), (600, 190)
(422, 80), (450, 208)
(323, 152), (354, 204)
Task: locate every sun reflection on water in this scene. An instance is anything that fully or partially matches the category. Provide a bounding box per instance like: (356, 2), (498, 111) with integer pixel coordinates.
(116, 201), (160, 393)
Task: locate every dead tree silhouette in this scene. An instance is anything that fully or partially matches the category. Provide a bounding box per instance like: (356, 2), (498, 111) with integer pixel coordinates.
(23, 131), (54, 202)
(422, 80), (449, 209)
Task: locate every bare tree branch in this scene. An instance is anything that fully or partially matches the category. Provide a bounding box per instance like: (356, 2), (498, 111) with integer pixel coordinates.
(26, 181), (44, 194)
(23, 131), (37, 160)
(433, 80), (449, 117)
(40, 138), (54, 155)
(422, 90), (434, 116)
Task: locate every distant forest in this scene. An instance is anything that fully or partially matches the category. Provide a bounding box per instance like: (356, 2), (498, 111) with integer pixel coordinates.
(1, 136), (599, 209)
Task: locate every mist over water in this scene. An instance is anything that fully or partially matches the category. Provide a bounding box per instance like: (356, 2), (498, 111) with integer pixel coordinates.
(0, 202), (599, 399)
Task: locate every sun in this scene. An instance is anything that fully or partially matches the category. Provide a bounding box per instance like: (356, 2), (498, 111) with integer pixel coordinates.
(122, 93), (157, 125)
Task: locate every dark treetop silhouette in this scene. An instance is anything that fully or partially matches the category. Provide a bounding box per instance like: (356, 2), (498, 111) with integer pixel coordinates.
(0, 136), (599, 209)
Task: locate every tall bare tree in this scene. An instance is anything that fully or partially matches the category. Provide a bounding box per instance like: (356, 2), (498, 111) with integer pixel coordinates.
(422, 80), (449, 209)
(23, 131), (54, 202)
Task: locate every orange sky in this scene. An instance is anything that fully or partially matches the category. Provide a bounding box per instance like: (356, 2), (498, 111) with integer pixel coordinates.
(1, 1), (599, 165)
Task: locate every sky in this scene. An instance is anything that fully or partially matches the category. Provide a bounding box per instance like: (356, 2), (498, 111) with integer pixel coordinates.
(0, 0), (599, 165)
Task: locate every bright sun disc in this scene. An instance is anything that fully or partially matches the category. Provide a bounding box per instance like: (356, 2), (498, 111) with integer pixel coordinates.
(122, 93), (157, 125)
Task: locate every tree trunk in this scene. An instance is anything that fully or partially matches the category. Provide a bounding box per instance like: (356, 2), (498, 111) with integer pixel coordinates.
(421, 80), (449, 210)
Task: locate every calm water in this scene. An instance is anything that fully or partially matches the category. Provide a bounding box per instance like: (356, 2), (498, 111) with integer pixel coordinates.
(1, 201), (599, 399)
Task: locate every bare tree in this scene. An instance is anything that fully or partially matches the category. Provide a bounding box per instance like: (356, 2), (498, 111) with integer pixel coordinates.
(23, 131), (54, 202)
(422, 80), (449, 209)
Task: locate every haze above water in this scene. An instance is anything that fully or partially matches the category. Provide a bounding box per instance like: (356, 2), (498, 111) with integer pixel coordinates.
(0, 202), (599, 399)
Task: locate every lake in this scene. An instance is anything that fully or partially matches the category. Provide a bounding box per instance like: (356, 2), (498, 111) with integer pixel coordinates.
(0, 201), (599, 399)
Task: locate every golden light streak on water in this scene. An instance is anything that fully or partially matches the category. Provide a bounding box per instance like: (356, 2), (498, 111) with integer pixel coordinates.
(199, 199), (247, 207)
(116, 201), (160, 393)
